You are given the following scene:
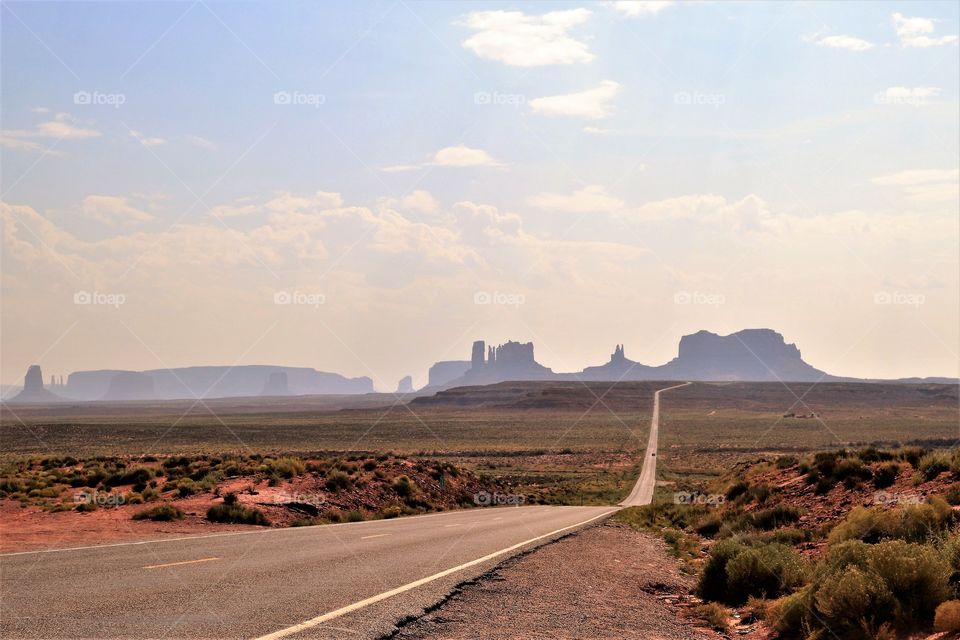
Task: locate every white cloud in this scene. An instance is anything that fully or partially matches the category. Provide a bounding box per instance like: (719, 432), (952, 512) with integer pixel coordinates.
(129, 130), (167, 146)
(210, 203), (259, 218)
(1, 113), (100, 151)
(893, 13), (959, 48)
(875, 86), (941, 107)
(583, 126), (616, 135)
(80, 195), (153, 225)
(607, 1), (673, 18)
(872, 168), (959, 203)
(401, 190), (440, 215)
(808, 34), (874, 51)
(459, 8), (594, 67)
(264, 191), (344, 214)
(530, 81), (622, 119)
(432, 144), (503, 167)
(185, 135), (216, 149)
(528, 185), (625, 213)
(381, 164), (421, 173)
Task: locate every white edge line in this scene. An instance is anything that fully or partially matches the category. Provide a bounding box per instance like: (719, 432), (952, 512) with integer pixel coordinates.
(0, 507), (547, 557)
(253, 508), (618, 640)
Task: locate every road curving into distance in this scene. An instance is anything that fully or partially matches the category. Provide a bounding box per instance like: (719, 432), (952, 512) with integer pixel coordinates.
(619, 382), (692, 507)
(1, 383), (690, 639)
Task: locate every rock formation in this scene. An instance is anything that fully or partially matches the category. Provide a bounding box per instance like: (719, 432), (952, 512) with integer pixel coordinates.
(427, 361), (471, 388)
(396, 375), (414, 393)
(102, 372), (156, 401)
(8, 365), (63, 403)
(260, 371), (290, 396)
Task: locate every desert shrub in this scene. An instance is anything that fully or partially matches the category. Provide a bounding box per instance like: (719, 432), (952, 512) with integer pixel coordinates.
(345, 510), (364, 522)
(693, 514), (722, 537)
(325, 471), (351, 492)
(776, 455), (799, 469)
(697, 539), (748, 602)
(725, 481), (749, 501)
(125, 492), (144, 504)
(868, 540), (950, 627)
(873, 462), (899, 489)
(760, 527), (810, 546)
(725, 543), (806, 604)
(898, 447), (925, 468)
(935, 601), (960, 633)
(75, 501), (97, 512)
(362, 460), (377, 471)
(813, 564), (894, 638)
(266, 457), (305, 479)
(919, 452), (950, 480)
(828, 501), (953, 546)
(744, 505), (803, 531)
(765, 589), (813, 638)
(132, 504), (183, 521)
(683, 603), (728, 632)
(207, 502), (269, 525)
(392, 476), (414, 498)
(173, 478), (199, 498)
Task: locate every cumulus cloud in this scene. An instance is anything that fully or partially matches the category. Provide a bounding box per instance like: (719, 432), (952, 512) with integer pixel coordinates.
(1, 112), (100, 151)
(400, 190), (440, 215)
(528, 185), (625, 213)
(607, 1), (673, 18)
(872, 168), (960, 203)
(807, 34), (874, 51)
(875, 86), (941, 106)
(432, 144), (503, 168)
(459, 8), (594, 67)
(80, 195), (154, 225)
(129, 130), (167, 146)
(530, 81), (622, 119)
(893, 13), (959, 48)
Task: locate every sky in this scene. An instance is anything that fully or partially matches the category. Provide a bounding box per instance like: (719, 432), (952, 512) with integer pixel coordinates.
(1, 0), (958, 390)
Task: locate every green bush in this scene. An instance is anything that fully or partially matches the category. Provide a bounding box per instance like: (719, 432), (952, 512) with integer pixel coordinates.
(697, 539), (747, 603)
(392, 476), (414, 498)
(743, 505), (803, 531)
(828, 500), (953, 545)
(132, 504), (183, 521)
(919, 452), (950, 480)
(813, 564), (893, 638)
(725, 543), (806, 604)
(683, 603), (728, 632)
(325, 471), (351, 492)
(873, 463), (899, 489)
(867, 540), (950, 628)
(207, 502), (269, 525)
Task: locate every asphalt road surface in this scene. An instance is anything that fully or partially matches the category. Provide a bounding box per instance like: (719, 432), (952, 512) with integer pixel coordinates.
(2, 383), (688, 639)
(1, 505), (614, 639)
(619, 382), (692, 507)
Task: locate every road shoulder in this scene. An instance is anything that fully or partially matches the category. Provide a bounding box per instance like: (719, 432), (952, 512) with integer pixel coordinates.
(388, 521), (718, 640)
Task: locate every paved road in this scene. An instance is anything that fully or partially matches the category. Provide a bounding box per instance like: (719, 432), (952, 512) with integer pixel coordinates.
(1, 505), (614, 639)
(619, 382), (692, 507)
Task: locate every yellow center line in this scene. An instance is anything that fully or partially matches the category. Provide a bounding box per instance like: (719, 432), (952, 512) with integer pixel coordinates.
(143, 557), (221, 570)
(360, 534), (390, 540)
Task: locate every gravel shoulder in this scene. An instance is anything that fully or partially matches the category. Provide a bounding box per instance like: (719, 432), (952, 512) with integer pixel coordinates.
(389, 521), (718, 640)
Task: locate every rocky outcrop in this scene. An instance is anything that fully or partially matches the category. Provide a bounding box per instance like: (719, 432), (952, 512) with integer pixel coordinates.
(427, 361), (471, 388)
(396, 376), (414, 393)
(102, 372), (155, 401)
(430, 340), (554, 389)
(580, 344), (657, 381)
(57, 366), (373, 401)
(260, 371), (290, 396)
(7, 365), (63, 403)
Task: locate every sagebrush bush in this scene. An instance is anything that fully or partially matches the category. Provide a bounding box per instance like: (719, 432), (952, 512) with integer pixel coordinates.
(873, 462), (899, 489)
(207, 502), (269, 525)
(325, 471), (351, 492)
(919, 452), (950, 480)
(725, 543), (806, 604)
(935, 600), (960, 633)
(697, 539), (746, 602)
(684, 603), (728, 632)
(132, 504), (183, 521)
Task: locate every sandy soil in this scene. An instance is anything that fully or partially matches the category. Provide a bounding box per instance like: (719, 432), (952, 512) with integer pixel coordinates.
(391, 522), (718, 640)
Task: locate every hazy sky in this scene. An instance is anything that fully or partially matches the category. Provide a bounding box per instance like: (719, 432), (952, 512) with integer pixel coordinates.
(2, 0), (958, 389)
